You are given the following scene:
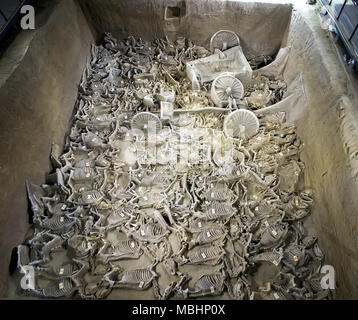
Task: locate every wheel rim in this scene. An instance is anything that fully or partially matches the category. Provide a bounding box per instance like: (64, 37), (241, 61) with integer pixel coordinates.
(131, 112), (162, 132)
(210, 30), (240, 52)
(211, 74), (244, 107)
(224, 109), (259, 139)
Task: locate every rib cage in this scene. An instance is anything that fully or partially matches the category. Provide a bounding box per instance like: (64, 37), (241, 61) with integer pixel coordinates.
(79, 190), (103, 205)
(134, 223), (168, 243)
(74, 158), (95, 168)
(68, 235), (91, 257)
(41, 215), (78, 233)
(251, 249), (283, 265)
(114, 240), (141, 255)
(216, 164), (250, 181)
(193, 226), (226, 244)
(272, 272), (296, 292)
(193, 273), (225, 295)
(204, 187), (230, 201)
(188, 219), (210, 232)
(253, 203), (274, 219)
(270, 289), (292, 300)
(259, 223), (288, 248)
(306, 276), (324, 293)
(99, 240), (142, 262)
(283, 244), (306, 268)
(71, 167), (97, 183)
(301, 236), (317, 249)
(139, 171), (171, 187)
(187, 245), (224, 264)
(35, 278), (75, 298)
(121, 269), (152, 283)
(106, 208), (129, 226)
(203, 202), (236, 219)
(117, 268), (156, 289)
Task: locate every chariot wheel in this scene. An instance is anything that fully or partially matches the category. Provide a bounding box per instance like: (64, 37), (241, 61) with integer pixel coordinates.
(211, 74), (244, 107)
(131, 112), (162, 132)
(223, 109), (259, 140)
(210, 30), (240, 52)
